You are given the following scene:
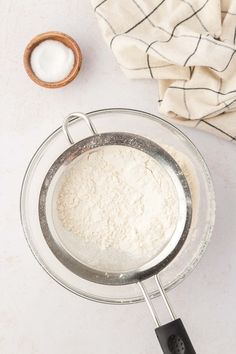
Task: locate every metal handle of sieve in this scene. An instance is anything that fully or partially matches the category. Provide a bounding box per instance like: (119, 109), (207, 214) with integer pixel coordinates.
(63, 112), (98, 144)
(139, 275), (196, 354)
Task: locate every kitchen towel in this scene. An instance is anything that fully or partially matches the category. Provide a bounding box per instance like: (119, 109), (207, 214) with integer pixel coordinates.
(91, 0), (236, 142)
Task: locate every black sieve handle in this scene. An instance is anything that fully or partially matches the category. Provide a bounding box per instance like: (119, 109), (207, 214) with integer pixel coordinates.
(155, 318), (196, 354)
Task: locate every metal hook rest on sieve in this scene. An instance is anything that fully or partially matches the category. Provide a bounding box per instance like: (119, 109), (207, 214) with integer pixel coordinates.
(63, 112), (98, 144)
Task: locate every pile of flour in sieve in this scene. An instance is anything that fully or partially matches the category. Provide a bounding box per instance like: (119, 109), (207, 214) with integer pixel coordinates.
(56, 145), (179, 271)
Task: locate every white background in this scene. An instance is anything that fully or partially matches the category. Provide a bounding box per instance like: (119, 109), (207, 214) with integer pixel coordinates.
(0, 1), (236, 353)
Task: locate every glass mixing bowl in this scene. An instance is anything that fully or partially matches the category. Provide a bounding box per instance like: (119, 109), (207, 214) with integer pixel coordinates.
(20, 108), (215, 304)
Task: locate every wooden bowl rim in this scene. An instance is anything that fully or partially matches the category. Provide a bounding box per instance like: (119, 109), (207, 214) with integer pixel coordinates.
(23, 31), (82, 88)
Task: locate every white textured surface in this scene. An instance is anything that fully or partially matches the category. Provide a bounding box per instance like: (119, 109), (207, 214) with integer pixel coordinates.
(0, 1), (235, 353)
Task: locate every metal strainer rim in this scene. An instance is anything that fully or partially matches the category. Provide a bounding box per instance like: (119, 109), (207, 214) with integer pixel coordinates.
(38, 126), (192, 286)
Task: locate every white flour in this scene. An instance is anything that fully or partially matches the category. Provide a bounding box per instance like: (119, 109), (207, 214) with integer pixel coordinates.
(56, 145), (179, 271)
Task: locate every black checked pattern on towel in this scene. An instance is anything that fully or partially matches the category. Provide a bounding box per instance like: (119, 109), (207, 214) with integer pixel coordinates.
(183, 0), (209, 32)
(124, 0), (166, 34)
(233, 27), (236, 44)
(93, 0), (236, 141)
(131, 0), (156, 27)
(183, 34), (202, 66)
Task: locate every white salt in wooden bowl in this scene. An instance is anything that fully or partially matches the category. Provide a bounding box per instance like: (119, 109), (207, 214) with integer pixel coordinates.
(23, 31), (82, 88)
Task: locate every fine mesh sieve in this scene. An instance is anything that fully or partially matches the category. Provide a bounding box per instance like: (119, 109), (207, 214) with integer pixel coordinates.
(38, 113), (196, 353)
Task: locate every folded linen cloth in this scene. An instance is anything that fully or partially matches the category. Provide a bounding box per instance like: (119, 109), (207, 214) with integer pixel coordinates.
(91, 0), (236, 142)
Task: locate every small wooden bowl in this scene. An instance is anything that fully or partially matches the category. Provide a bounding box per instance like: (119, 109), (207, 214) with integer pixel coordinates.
(23, 31), (82, 88)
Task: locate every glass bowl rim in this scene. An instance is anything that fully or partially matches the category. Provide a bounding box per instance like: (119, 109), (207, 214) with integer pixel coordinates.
(20, 107), (216, 305)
